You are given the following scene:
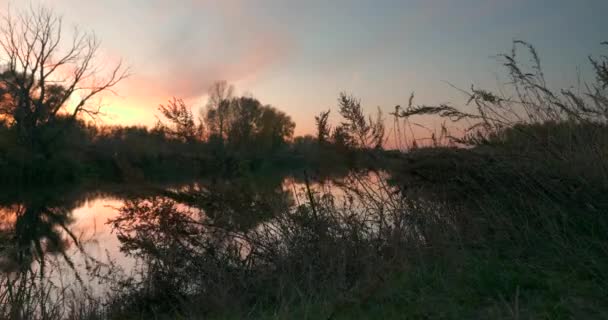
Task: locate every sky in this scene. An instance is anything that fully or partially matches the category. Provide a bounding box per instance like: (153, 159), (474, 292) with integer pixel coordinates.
(2, 0), (608, 136)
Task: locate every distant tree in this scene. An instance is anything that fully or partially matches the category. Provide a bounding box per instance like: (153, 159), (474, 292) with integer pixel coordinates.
(228, 96), (261, 149)
(315, 110), (331, 144)
(204, 81), (234, 141)
(0, 6), (128, 147)
(157, 98), (203, 143)
(257, 105), (296, 150)
(331, 125), (355, 148)
(225, 96), (295, 153)
(336, 93), (385, 149)
(293, 135), (317, 147)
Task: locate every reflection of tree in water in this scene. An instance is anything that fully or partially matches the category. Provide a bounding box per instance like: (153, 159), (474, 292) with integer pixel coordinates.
(0, 176), (294, 276)
(0, 184), (175, 274)
(1, 204), (74, 273)
(108, 176), (294, 311)
(0, 193), (87, 273)
(186, 175), (293, 231)
(0, 173), (348, 316)
(107, 172), (414, 316)
(0, 190), (94, 319)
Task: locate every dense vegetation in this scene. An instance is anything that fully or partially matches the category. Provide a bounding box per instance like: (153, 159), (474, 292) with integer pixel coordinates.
(0, 90), (385, 185)
(1, 5), (608, 320)
(0, 53), (386, 184)
(82, 41), (606, 319)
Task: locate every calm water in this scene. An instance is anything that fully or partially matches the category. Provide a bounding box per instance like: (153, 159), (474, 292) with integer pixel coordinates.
(0, 169), (394, 304)
(0, 173), (358, 296)
(0, 186), (154, 296)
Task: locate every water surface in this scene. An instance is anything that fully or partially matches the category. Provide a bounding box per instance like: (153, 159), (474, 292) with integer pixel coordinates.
(0, 173), (359, 296)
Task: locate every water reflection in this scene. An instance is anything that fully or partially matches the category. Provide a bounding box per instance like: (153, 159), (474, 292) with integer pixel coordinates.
(102, 170), (407, 316)
(0, 170), (400, 319)
(170, 176), (295, 231)
(0, 194), (82, 273)
(0, 173), (331, 274)
(0, 171), (355, 316)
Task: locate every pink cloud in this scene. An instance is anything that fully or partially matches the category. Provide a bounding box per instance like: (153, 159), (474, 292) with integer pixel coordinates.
(125, 0), (292, 101)
(2, 0), (292, 100)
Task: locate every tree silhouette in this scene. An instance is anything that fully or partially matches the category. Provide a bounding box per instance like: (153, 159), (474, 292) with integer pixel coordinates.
(315, 110), (331, 144)
(227, 96), (295, 153)
(257, 105), (296, 151)
(0, 6), (128, 148)
(335, 93), (385, 149)
(157, 97), (204, 143)
(204, 81), (235, 142)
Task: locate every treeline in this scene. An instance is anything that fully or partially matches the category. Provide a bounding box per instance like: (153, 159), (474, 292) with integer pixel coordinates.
(154, 82), (298, 158)
(0, 7), (392, 186)
(0, 117), (200, 184)
(0, 78), (386, 186)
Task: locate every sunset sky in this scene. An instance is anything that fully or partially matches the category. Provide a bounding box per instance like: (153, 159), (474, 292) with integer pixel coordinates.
(4, 0), (608, 135)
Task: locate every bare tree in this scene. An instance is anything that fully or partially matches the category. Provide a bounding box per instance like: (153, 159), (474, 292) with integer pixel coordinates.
(0, 6), (128, 145)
